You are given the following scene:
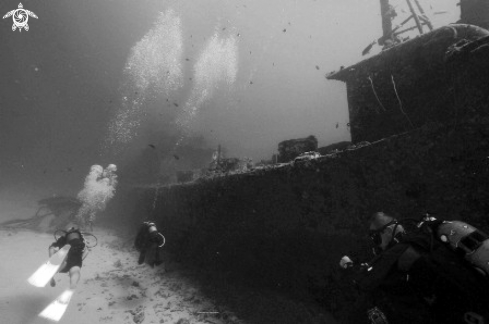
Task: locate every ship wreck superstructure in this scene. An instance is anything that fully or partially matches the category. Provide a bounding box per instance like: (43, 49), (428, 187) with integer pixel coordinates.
(108, 2), (489, 322)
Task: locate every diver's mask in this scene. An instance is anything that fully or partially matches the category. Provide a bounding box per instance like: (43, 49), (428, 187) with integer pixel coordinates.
(369, 219), (403, 255)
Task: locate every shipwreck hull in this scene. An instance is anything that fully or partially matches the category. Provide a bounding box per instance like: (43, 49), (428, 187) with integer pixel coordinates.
(109, 121), (489, 323)
(327, 24), (489, 143)
(103, 24), (489, 324)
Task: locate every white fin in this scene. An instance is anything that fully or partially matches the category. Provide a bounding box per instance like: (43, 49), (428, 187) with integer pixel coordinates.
(28, 245), (71, 288)
(39, 289), (74, 322)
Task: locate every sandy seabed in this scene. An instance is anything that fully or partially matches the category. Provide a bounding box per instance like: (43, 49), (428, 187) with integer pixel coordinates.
(0, 227), (248, 324)
(0, 226), (339, 324)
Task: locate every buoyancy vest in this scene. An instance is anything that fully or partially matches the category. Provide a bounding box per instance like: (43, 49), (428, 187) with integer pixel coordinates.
(357, 228), (489, 324)
(64, 229), (85, 252)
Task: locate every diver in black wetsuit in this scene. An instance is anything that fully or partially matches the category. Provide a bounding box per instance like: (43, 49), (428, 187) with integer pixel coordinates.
(347, 212), (489, 324)
(134, 221), (165, 267)
(49, 224), (89, 289)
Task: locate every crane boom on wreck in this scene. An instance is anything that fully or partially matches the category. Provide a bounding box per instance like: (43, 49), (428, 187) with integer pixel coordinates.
(378, 0), (433, 48)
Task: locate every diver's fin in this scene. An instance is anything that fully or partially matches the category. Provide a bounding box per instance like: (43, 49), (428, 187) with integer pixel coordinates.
(28, 245), (71, 288)
(39, 289), (74, 322)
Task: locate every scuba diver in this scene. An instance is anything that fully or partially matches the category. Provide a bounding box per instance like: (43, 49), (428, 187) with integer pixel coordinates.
(49, 224), (90, 290)
(134, 221), (165, 267)
(342, 212), (489, 324)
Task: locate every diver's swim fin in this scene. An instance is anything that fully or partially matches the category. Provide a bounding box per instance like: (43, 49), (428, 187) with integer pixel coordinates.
(28, 245), (71, 288)
(39, 289), (74, 322)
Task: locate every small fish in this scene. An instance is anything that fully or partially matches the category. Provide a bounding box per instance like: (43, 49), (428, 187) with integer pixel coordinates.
(362, 41), (376, 56)
(250, 81), (253, 85)
(148, 144), (156, 149)
(222, 27), (226, 31)
(173, 154), (180, 160)
(315, 65), (320, 70)
(186, 58), (190, 61)
(283, 28), (287, 33)
(237, 33), (240, 37)
(173, 103), (179, 107)
(336, 122), (339, 129)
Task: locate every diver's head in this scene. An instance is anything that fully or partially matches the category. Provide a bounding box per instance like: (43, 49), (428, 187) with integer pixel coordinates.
(369, 212), (405, 252)
(65, 223), (80, 233)
(106, 164), (117, 172)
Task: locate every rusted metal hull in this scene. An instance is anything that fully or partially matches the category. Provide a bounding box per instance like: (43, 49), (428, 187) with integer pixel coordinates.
(328, 24), (489, 143)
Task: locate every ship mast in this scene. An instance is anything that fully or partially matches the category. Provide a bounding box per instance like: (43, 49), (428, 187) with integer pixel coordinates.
(378, 0), (433, 47)
(379, 0), (393, 46)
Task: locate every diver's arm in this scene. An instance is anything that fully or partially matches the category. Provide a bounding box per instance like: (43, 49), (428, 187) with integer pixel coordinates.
(48, 236), (65, 256)
(48, 245), (60, 257)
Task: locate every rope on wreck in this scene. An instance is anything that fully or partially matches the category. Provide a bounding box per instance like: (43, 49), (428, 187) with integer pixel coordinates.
(391, 74), (414, 128)
(367, 75), (385, 113)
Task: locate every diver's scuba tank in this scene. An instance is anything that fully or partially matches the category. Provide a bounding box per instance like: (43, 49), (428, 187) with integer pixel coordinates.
(426, 217), (489, 277)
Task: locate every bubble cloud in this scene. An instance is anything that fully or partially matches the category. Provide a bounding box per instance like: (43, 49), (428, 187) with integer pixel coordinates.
(105, 9), (184, 150)
(176, 31), (239, 141)
(75, 164), (118, 229)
